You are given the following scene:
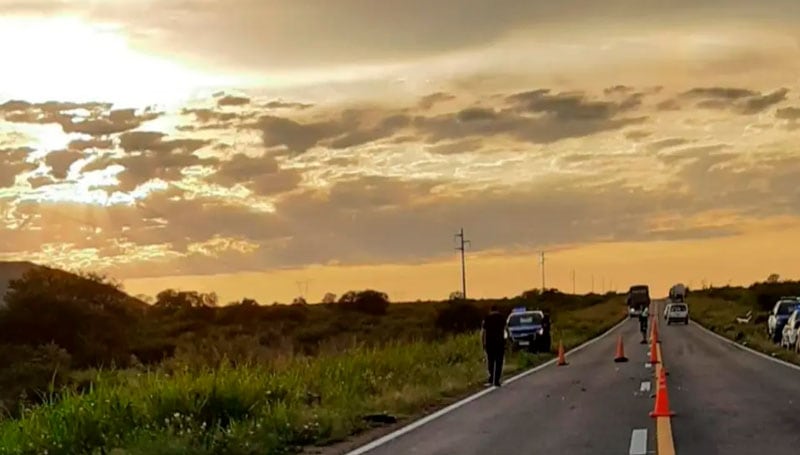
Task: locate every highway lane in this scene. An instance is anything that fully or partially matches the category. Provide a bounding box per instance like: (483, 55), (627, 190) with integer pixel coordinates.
(352, 317), (657, 455)
(660, 305), (800, 454)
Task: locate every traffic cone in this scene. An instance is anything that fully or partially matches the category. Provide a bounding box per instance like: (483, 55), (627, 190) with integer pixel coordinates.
(651, 318), (660, 344)
(649, 336), (659, 365)
(613, 335), (628, 362)
(649, 368), (675, 417)
(556, 340), (567, 366)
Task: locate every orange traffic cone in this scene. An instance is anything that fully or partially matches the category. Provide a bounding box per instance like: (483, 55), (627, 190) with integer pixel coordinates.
(649, 368), (675, 417)
(556, 340), (567, 366)
(613, 335), (628, 362)
(651, 318), (660, 344)
(649, 336), (659, 365)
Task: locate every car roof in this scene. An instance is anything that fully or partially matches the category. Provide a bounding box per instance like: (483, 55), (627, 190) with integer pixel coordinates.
(507, 310), (544, 318)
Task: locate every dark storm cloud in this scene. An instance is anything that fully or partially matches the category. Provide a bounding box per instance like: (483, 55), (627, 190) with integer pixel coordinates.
(418, 92), (457, 110)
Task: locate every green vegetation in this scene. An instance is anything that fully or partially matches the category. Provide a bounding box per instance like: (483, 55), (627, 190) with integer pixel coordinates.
(688, 279), (800, 363)
(0, 267), (624, 454)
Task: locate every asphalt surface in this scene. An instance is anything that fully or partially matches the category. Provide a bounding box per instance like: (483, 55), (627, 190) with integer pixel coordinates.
(661, 307), (800, 454)
(357, 316), (658, 455)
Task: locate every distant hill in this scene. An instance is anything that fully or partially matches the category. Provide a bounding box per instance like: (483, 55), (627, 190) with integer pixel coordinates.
(0, 261), (39, 302)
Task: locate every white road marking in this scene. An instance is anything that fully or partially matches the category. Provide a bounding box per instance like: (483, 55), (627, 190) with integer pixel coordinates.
(343, 317), (631, 455)
(645, 363), (651, 369)
(640, 381), (651, 392)
(629, 428), (648, 455)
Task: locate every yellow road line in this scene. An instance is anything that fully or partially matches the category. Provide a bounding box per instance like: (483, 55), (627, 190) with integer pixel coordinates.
(653, 316), (676, 454)
(657, 417), (676, 455)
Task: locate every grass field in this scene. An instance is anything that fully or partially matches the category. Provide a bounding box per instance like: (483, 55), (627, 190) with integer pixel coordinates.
(0, 298), (624, 455)
(689, 295), (800, 364)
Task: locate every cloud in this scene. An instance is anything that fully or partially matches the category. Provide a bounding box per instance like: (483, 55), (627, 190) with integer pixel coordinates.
(0, 147), (36, 187)
(82, 131), (213, 191)
(263, 100), (314, 110)
(646, 138), (693, 153)
(208, 153), (303, 196)
(675, 87), (790, 114)
(776, 106), (800, 120)
(1, 101), (160, 136)
(625, 130), (653, 141)
(418, 92), (456, 110)
(414, 91), (647, 144)
(217, 95), (251, 107)
(44, 149), (84, 179)
(68, 138), (113, 151)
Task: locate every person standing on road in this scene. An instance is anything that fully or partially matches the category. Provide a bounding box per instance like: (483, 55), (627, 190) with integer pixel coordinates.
(638, 304), (650, 343)
(481, 305), (506, 387)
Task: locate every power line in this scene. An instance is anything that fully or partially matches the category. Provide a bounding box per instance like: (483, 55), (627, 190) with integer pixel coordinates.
(454, 228), (470, 299)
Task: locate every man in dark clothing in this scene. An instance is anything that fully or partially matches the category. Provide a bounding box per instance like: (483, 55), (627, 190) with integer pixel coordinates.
(638, 304), (650, 344)
(481, 305), (506, 387)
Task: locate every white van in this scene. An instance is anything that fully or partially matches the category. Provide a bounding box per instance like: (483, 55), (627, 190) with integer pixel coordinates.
(664, 302), (689, 325)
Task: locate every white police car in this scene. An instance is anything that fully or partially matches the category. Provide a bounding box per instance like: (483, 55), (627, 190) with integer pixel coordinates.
(505, 307), (551, 352)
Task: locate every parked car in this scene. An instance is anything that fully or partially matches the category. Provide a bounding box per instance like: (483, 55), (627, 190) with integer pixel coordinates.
(768, 298), (800, 342)
(781, 309), (800, 349)
(505, 307), (551, 353)
(664, 303), (689, 325)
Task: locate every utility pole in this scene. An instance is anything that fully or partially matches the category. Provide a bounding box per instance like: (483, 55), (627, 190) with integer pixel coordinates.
(572, 269), (576, 294)
(540, 251), (546, 292)
(591, 275), (595, 293)
(602, 276), (605, 293)
(455, 228), (470, 299)
(295, 280), (311, 299)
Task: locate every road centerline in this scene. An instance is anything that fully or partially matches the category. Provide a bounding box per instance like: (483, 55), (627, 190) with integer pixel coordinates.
(629, 428), (648, 455)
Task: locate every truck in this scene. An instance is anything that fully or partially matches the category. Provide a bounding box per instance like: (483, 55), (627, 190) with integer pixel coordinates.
(505, 307), (551, 353)
(669, 283), (687, 302)
(626, 284), (651, 318)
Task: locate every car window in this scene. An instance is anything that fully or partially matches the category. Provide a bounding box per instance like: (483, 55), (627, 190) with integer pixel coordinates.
(777, 301), (797, 315)
(508, 313), (543, 326)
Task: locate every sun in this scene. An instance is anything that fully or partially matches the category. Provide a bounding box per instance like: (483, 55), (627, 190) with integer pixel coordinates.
(0, 16), (242, 109)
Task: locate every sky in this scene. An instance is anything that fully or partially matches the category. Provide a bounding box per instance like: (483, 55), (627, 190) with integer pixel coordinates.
(1, 0), (799, 303)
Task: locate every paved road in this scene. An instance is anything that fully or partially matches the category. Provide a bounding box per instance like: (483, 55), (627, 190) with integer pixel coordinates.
(661, 310), (800, 454)
(355, 316), (658, 455)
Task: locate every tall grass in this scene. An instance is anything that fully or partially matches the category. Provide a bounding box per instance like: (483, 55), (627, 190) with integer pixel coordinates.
(0, 299), (624, 455)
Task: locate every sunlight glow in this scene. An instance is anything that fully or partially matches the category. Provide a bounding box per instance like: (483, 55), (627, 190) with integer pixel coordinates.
(0, 16), (243, 109)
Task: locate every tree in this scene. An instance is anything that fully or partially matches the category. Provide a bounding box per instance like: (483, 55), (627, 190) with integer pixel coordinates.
(337, 289), (390, 315)
(767, 273), (781, 283)
(292, 296), (308, 305)
(0, 267), (143, 367)
(154, 289), (218, 311)
(448, 291), (464, 301)
(520, 289), (541, 300)
(322, 292), (337, 304)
